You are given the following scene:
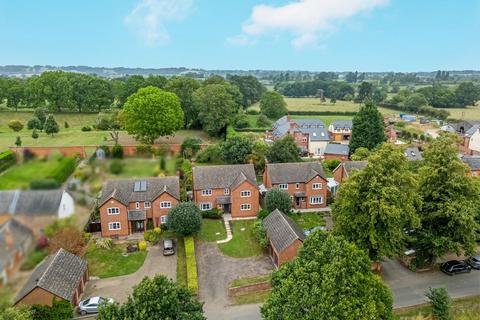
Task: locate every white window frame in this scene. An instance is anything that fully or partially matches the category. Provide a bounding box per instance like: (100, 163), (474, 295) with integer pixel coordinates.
(144, 201), (151, 208)
(200, 202), (212, 211)
(224, 188), (230, 195)
(279, 184), (288, 190)
(309, 196), (323, 205)
(160, 201), (172, 209)
(240, 203), (251, 211)
(135, 202), (140, 209)
(240, 190), (251, 197)
(160, 216), (167, 224)
(108, 222), (121, 231)
(202, 189), (212, 196)
(312, 183), (322, 190)
(295, 183), (300, 189)
(107, 207), (120, 215)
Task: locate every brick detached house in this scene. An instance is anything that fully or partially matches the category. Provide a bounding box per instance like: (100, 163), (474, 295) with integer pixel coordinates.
(98, 177), (180, 237)
(14, 248), (88, 307)
(266, 116), (330, 157)
(332, 160), (368, 183)
(192, 164), (259, 218)
(0, 215), (33, 284)
(328, 120), (353, 142)
(263, 209), (305, 268)
(461, 156), (480, 176)
(323, 143), (350, 161)
(263, 162), (328, 210)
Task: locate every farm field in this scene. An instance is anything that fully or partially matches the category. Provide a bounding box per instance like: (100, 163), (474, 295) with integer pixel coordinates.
(0, 111), (215, 151)
(443, 104), (480, 120)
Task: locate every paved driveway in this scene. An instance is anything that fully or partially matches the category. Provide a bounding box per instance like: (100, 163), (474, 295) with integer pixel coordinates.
(382, 259), (480, 308)
(195, 241), (274, 320)
(82, 244), (176, 303)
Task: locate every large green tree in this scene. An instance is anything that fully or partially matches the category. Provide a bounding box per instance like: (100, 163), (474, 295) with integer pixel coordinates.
(166, 202), (202, 236)
(165, 77), (201, 128)
(349, 101), (386, 153)
(98, 275), (205, 320)
(120, 86), (184, 144)
(454, 81), (479, 107)
(264, 188), (292, 214)
(261, 232), (393, 320)
(193, 84), (241, 136)
(416, 134), (480, 263)
(228, 75), (266, 108)
(221, 136), (253, 164)
(260, 91), (288, 119)
(266, 135), (301, 163)
(332, 144), (420, 263)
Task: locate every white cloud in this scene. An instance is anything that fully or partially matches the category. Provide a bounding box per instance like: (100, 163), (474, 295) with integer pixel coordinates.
(232, 0), (388, 48)
(125, 0), (193, 45)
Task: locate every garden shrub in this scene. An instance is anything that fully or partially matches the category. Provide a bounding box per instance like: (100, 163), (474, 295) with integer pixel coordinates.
(426, 287), (451, 320)
(257, 209), (270, 220)
(8, 120), (24, 132)
(99, 144), (111, 157)
(64, 121), (69, 129)
(136, 144), (154, 156)
(166, 203), (202, 236)
(138, 240), (147, 251)
(96, 238), (113, 250)
(185, 236), (198, 294)
(146, 219), (154, 230)
(109, 159), (124, 174)
(31, 129), (39, 139)
(253, 220), (269, 249)
(47, 157), (76, 183)
(154, 227), (161, 234)
(44, 216), (77, 238)
(144, 230), (161, 244)
(22, 149), (35, 161)
(233, 114), (250, 129)
(0, 150), (16, 173)
(246, 109), (259, 115)
(111, 144), (124, 159)
(256, 114), (270, 128)
(81, 125), (92, 132)
(31, 300), (74, 320)
(323, 159), (341, 172)
(48, 227), (86, 256)
(30, 178), (61, 190)
(264, 188), (292, 214)
(27, 118), (42, 130)
(195, 144), (222, 163)
(159, 157), (166, 170)
(201, 208), (223, 219)
(181, 137), (202, 159)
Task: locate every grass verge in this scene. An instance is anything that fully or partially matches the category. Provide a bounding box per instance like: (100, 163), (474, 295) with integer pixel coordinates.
(229, 274), (270, 288)
(85, 242), (147, 278)
(218, 220), (263, 258)
(176, 237), (187, 287)
(232, 290), (271, 305)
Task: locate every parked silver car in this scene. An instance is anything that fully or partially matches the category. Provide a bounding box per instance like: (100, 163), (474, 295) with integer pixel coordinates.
(163, 239), (175, 256)
(78, 296), (114, 315)
(467, 255), (480, 270)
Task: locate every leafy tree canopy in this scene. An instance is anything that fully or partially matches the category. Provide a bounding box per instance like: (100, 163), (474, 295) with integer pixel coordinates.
(332, 144), (420, 262)
(266, 135), (301, 163)
(120, 86), (184, 144)
(165, 77), (201, 128)
(264, 188), (292, 214)
(166, 202), (202, 236)
(349, 100), (386, 153)
(261, 232), (393, 320)
(44, 114), (59, 136)
(222, 136), (253, 164)
(260, 91), (288, 119)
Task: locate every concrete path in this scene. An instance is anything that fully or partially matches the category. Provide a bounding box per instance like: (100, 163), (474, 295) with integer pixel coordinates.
(82, 244), (176, 303)
(217, 214), (233, 244)
(195, 241), (273, 320)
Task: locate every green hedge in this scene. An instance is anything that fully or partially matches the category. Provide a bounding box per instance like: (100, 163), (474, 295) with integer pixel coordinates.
(233, 127), (269, 132)
(47, 157), (76, 183)
(30, 179), (61, 190)
(288, 111), (358, 116)
(185, 236), (198, 295)
(0, 150), (16, 173)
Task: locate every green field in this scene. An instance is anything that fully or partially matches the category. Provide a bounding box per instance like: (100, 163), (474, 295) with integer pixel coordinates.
(0, 158), (73, 190)
(0, 111), (215, 151)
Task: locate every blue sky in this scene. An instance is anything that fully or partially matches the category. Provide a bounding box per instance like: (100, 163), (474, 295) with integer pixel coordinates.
(0, 0), (478, 71)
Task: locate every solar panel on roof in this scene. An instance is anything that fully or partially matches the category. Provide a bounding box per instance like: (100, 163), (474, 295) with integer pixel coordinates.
(140, 180), (147, 191)
(133, 181), (141, 192)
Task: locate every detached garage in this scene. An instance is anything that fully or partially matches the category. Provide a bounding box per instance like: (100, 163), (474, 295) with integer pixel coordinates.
(263, 209), (305, 268)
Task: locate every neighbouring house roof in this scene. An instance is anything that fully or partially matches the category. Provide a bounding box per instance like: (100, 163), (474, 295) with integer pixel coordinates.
(462, 156), (480, 171)
(465, 124), (480, 137)
(271, 116), (326, 140)
(14, 248), (87, 305)
(404, 147), (423, 161)
(333, 161), (368, 178)
(263, 209), (305, 252)
(0, 216), (33, 273)
(330, 120), (353, 130)
(192, 164), (257, 190)
(0, 190), (65, 217)
(266, 161), (327, 184)
(99, 177), (180, 206)
(451, 121), (480, 134)
(324, 143), (350, 156)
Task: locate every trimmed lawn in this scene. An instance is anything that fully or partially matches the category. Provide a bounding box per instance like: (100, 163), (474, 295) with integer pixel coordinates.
(394, 295), (480, 320)
(85, 243), (147, 278)
(218, 220), (263, 258)
(233, 290), (271, 305)
(100, 158), (177, 178)
(229, 274), (270, 288)
(19, 247), (49, 271)
(196, 219), (226, 242)
(0, 158), (74, 190)
(290, 212), (326, 230)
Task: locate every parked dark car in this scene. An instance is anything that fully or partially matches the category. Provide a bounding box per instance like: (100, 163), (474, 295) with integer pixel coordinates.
(163, 239), (175, 256)
(441, 260), (471, 275)
(466, 255), (480, 270)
